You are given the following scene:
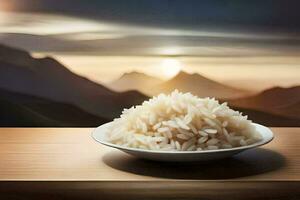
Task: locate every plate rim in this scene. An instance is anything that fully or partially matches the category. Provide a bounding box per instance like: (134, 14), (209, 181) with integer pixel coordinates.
(92, 122), (274, 154)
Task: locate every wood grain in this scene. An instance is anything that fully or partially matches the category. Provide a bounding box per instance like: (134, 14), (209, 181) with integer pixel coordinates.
(0, 127), (299, 181)
(0, 127), (299, 199)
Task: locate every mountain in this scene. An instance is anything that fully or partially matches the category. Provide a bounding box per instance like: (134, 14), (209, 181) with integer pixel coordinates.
(0, 89), (109, 127)
(108, 71), (163, 92)
(0, 43), (35, 67)
(1, 44), (299, 127)
(276, 101), (300, 120)
(149, 71), (248, 98)
(229, 105), (300, 127)
(229, 86), (300, 120)
(0, 44), (148, 119)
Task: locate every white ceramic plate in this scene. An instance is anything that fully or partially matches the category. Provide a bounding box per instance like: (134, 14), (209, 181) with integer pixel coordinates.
(92, 122), (274, 162)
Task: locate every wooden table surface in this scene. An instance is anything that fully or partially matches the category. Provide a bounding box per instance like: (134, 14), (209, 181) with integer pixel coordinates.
(0, 127), (300, 199)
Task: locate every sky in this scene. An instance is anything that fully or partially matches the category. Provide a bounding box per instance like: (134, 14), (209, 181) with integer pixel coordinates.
(0, 0), (300, 90)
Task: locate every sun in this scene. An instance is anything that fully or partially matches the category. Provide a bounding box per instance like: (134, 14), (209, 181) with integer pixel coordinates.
(161, 58), (181, 79)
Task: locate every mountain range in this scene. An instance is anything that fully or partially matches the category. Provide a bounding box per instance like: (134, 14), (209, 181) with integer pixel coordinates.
(149, 71), (248, 98)
(109, 71), (248, 98)
(0, 88), (108, 127)
(0, 44), (299, 127)
(228, 86), (300, 120)
(109, 71), (163, 92)
(0, 44), (148, 120)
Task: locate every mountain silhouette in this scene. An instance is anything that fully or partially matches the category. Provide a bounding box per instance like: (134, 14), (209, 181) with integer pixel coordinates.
(108, 71), (162, 92)
(229, 105), (300, 127)
(0, 88), (109, 127)
(1, 44), (299, 127)
(0, 44), (148, 119)
(150, 71), (248, 98)
(229, 86), (300, 120)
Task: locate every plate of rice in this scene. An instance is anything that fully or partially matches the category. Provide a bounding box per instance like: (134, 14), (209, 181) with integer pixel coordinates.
(92, 90), (274, 162)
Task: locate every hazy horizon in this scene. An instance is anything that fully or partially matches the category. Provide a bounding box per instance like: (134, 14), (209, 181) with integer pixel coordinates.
(31, 53), (300, 91)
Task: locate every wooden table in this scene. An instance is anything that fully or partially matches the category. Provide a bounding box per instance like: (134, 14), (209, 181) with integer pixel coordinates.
(0, 128), (299, 199)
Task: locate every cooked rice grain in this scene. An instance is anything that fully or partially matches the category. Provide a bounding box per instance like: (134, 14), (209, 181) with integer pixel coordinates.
(107, 90), (262, 151)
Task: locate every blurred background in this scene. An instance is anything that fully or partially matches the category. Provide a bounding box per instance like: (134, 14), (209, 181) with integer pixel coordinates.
(0, 0), (299, 127)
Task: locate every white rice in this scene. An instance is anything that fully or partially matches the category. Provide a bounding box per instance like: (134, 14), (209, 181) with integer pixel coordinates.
(107, 90), (262, 151)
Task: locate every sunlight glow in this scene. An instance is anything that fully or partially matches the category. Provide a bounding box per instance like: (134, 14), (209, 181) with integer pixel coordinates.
(161, 58), (182, 78)
(158, 47), (182, 56)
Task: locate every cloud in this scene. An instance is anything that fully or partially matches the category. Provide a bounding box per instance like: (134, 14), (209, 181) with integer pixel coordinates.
(0, 11), (300, 56)
(3, 0), (300, 32)
(0, 11), (115, 35)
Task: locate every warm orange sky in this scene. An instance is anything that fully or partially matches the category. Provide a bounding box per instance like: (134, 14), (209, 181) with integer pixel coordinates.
(44, 54), (300, 91)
